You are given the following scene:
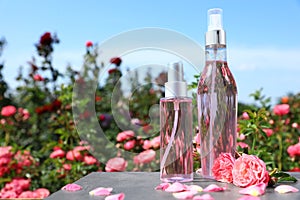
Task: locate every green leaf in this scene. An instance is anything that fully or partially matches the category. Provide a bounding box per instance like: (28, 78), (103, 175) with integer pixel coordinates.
(278, 176), (298, 183)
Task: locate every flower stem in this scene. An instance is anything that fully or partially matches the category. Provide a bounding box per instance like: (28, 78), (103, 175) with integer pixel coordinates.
(5, 131), (9, 146)
(276, 133), (283, 171)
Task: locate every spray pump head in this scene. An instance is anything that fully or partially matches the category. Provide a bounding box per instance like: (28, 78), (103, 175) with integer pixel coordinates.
(208, 8), (223, 31)
(206, 8), (226, 46)
(164, 61), (187, 98)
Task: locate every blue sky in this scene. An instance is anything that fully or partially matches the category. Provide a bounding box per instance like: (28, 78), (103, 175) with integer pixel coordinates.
(1, 0), (300, 105)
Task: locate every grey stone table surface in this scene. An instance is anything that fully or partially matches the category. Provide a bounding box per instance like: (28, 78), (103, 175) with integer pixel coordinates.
(46, 172), (300, 200)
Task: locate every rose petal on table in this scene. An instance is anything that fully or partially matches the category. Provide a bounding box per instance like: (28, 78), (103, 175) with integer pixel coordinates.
(193, 194), (215, 200)
(237, 196), (261, 200)
(165, 182), (188, 193)
(89, 187), (113, 196)
(274, 185), (299, 194)
(203, 184), (226, 192)
(155, 183), (171, 191)
(239, 183), (266, 196)
(188, 185), (203, 192)
(61, 183), (82, 191)
(173, 190), (197, 199)
(105, 193), (125, 200)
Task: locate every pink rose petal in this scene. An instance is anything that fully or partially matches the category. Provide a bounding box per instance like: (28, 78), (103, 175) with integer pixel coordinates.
(173, 190), (197, 199)
(237, 196), (261, 200)
(105, 193), (125, 200)
(155, 183), (171, 191)
(274, 185), (299, 194)
(193, 194), (215, 200)
(89, 187), (113, 196)
(203, 184), (226, 192)
(61, 183), (82, 191)
(239, 183), (266, 196)
(165, 182), (188, 193)
(188, 185), (203, 192)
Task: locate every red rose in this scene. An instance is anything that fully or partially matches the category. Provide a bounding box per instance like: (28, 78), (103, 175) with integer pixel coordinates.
(273, 104), (290, 116)
(1, 105), (17, 117)
(86, 41), (93, 47)
(110, 57), (122, 66)
(105, 157), (127, 172)
(99, 114), (106, 121)
(108, 68), (118, 74)
(232, 154), (269, 187)
(40, 32), (52, 45)
(212, 153), (235, 183)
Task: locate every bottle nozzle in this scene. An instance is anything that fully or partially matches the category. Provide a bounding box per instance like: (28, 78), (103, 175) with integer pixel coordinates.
(208, 8), (223, 31)
(165, 61), (187, 98)
(206, 8), (226, 46)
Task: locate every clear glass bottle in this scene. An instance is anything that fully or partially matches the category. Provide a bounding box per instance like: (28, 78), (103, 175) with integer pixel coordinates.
(160, 62), (193, 182)
(197, 8), (237, 179)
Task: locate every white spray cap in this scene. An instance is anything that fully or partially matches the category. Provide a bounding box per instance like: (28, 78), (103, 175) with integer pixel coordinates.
(165, 61), (187, 98)
(207, 8), (223, 31)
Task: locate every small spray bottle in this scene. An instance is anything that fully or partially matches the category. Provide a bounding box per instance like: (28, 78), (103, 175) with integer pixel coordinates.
(160, 61), (193, 182)
(197, 8), (237, 178)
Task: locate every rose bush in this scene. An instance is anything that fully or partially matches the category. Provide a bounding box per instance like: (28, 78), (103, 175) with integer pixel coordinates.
(1, 32), (300, 197)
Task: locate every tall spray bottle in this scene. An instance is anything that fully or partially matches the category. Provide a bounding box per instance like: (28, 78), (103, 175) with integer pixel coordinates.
(160, 61), (193, 182)
(197, 8), (237, 178)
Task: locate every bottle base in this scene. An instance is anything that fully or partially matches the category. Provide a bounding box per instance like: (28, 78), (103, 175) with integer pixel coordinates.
(160, 174), (193, 183)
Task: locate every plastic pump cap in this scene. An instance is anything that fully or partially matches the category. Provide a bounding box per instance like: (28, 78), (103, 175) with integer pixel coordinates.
(208, 8), (223, 31)
(165, 61), (187, 98)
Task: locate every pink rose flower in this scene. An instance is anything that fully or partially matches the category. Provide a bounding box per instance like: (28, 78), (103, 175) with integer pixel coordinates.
(33, 74), (44, 81)
(116, 130), (135, 142)
(105, 157), (127, 172)
(50, 149), (65, 159)
(273, 104), (290, 116)
(212, 153), (235, 183)
(123, 140), (136, 150)
(242, 112), (250, 120)
(1, 105), (17, 117)
(19, 191), (39, 198)
(0, 190), (18, 198)
(287, 138), (300, 157)
(150, 136), (160, 149)
(142, 140), (152, 150)
(83, 155), (97, 165)
(133, 149), (156, 164)
(34, 188), (50, 198)
(14, 151), (34, 170)
(237, 142), (249, 149)
(18, 108), (30, 120)
(232, 154), (269, 188)
(63, 164), (72, 171)
(66, 150), (83, 161)
(262, 128), (273, 137)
